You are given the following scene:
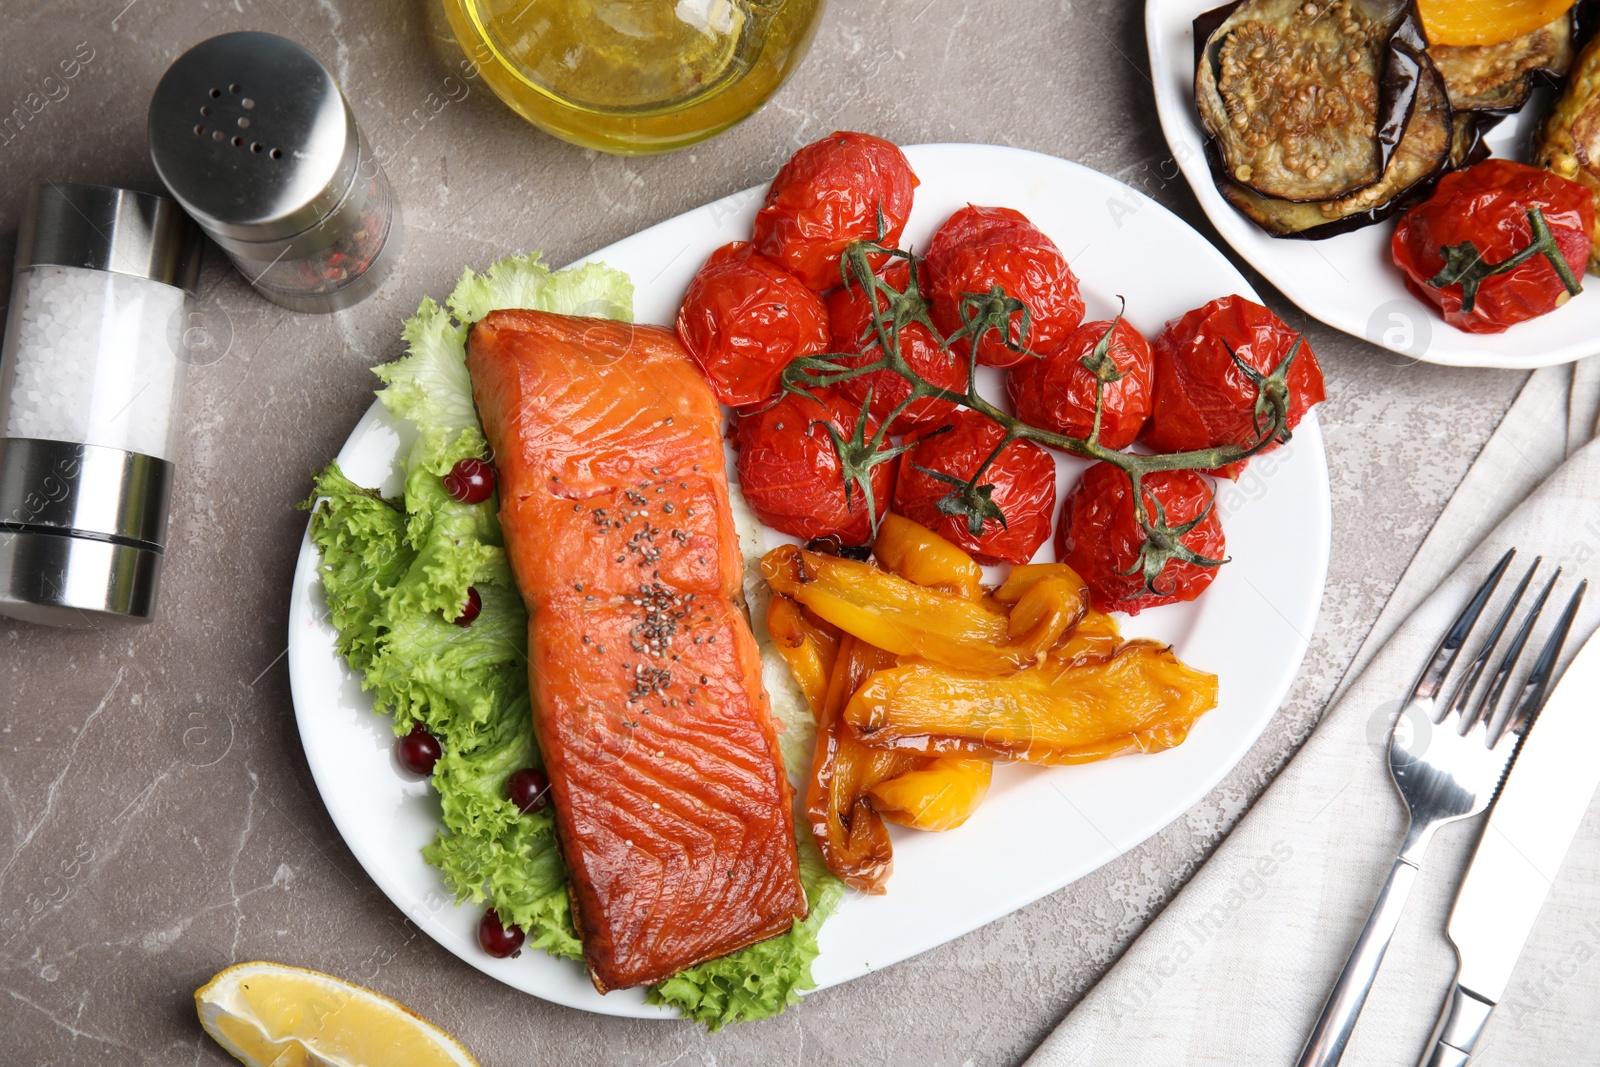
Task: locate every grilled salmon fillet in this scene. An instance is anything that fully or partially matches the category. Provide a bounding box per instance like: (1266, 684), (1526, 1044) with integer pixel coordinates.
(466, 309), (806, 993)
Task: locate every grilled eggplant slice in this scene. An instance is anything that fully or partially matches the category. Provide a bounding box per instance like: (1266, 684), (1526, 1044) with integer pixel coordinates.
(1212, 50), (1454, 238)
(1430, 13), (1576, 112)
(1195, 0), (1454, 238)
(1448, 113), (1494, 168)
(1534, 31), (1600, 268)
(1195, 0), (1444, 204)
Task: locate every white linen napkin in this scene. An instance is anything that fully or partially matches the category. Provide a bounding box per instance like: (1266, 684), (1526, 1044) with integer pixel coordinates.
(1025, 362), (1600, 1067)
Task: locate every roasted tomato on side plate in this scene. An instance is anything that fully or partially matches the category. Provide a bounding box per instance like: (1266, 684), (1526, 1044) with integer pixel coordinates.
(736, 389), (897, 546)
(752, 131), (919, 291)
(1140, 295), (1324, 479)
(827, 258), (967, 433)
(924, 205), (1085, 369)
(1392, 158), (1592, 333)
(1006, 316), (1154, 449)
(1056, 463), (1225, 616)
(676, 242), (831, 408)
(893, 409), (1056, 566)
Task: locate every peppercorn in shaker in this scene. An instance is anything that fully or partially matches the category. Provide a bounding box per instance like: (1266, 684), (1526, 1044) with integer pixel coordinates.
(148, 31), (402, 313)
(0, 184), (202, 625)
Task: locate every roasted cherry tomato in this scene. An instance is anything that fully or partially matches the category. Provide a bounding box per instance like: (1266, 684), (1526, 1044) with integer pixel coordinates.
(1006, 317), (1154, 450)
(752, 131), (919, 291)
(736, 389), (897, 546)
(1140, 295), (1324, 479)
(675, 242), (831, 408)
(924, 205), (1085, 370)
(924, 203), (1044, 255)
(1392, 159), (1592, 334)
(1055, 463), (1225, 616)
(826, 258), (966, 433)
(893, 409), (1056, 566)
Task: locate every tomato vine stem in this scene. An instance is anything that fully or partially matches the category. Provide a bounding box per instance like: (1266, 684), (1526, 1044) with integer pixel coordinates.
(1428, 205), (1584, 314)
(780, 240), (1300, 593)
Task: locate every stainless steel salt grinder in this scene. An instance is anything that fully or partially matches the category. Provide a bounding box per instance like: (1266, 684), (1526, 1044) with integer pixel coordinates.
(0, 184), (202, 626)
(147, 31), (402, 313)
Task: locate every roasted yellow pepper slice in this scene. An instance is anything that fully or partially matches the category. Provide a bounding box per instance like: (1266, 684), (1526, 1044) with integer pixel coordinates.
(1053, 608), (1122, 664)
(843, 642), (1218, 765)
(858, 517), (994, 836)
(872, 512), (985, 600)
(992, 562), (1082, 604)
(868, 757), (993, 832)
(761, 545), (1085, 674)
(994, 563), (1121, 661)
(766, 593), (840, 720)
(807, 634), (922, 893)
(1419, 0), (1576, 46)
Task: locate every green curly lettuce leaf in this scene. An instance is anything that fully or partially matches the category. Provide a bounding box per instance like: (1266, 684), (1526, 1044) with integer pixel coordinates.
(375, 298), (477, 468)
(447, 254), (635, 326)
(306, 470), (411, 674)
(422, 686), (580, 960)
(306, 251), (840, 1025)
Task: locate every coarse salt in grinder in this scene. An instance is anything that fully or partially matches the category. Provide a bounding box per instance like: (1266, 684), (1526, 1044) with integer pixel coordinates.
(148, 31), (401, 313)
(0, 183), (202, 626)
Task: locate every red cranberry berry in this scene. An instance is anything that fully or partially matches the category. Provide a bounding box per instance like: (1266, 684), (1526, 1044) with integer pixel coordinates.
(478, 908), (525, 958)
(506, 767), (551, 814)
(444, 458), (496, 505)
(395, 722), (442, 776)
(453, 586), (482, 627)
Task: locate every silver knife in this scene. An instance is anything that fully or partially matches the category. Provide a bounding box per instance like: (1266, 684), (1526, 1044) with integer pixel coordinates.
(1419, 621), (1600, 1067)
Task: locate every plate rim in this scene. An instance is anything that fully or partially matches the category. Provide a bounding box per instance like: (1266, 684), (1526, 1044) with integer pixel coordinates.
(287, 141), (1333, 1017)
(1143, 0), (1598, 370)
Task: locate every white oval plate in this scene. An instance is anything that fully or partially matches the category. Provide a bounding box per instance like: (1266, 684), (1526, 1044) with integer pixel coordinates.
(288, 143), (1331, 1018)
(1146, 0), (1598, 368)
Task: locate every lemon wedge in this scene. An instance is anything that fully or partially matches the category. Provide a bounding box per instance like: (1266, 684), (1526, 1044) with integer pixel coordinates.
(195, 961), (480, 1067)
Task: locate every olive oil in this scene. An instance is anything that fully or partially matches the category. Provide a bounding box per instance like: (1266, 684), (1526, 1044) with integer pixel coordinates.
(444, 0), (825, 155)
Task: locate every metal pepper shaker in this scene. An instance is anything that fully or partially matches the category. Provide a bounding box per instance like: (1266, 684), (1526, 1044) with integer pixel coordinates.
(147, 31), (402, 313)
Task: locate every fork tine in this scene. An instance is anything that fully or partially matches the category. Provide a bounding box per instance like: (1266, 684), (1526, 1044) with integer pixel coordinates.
(1471, 566), (1556, 738)
(1410, 548), (1515, 715)
(1447, 557), (1539, 732)
(1495, 579), (1587, 744)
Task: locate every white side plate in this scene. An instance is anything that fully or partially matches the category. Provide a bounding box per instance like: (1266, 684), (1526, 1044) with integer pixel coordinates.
(1147, 0), (1597, 368)
(287, 143), (1332, 1018)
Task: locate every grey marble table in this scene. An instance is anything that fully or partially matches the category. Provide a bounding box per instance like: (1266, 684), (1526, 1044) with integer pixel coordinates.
(0, 1), (1525, 1063)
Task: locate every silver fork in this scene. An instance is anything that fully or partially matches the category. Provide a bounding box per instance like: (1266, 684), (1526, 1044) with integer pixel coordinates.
(1295, 549), (1581, 1067)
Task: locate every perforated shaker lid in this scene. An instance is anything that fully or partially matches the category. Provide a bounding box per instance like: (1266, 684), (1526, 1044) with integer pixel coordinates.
(148, 32), (361, 245)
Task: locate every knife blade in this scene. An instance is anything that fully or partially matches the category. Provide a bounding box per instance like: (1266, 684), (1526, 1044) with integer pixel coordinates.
(1418, 622), (1600, 1067)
